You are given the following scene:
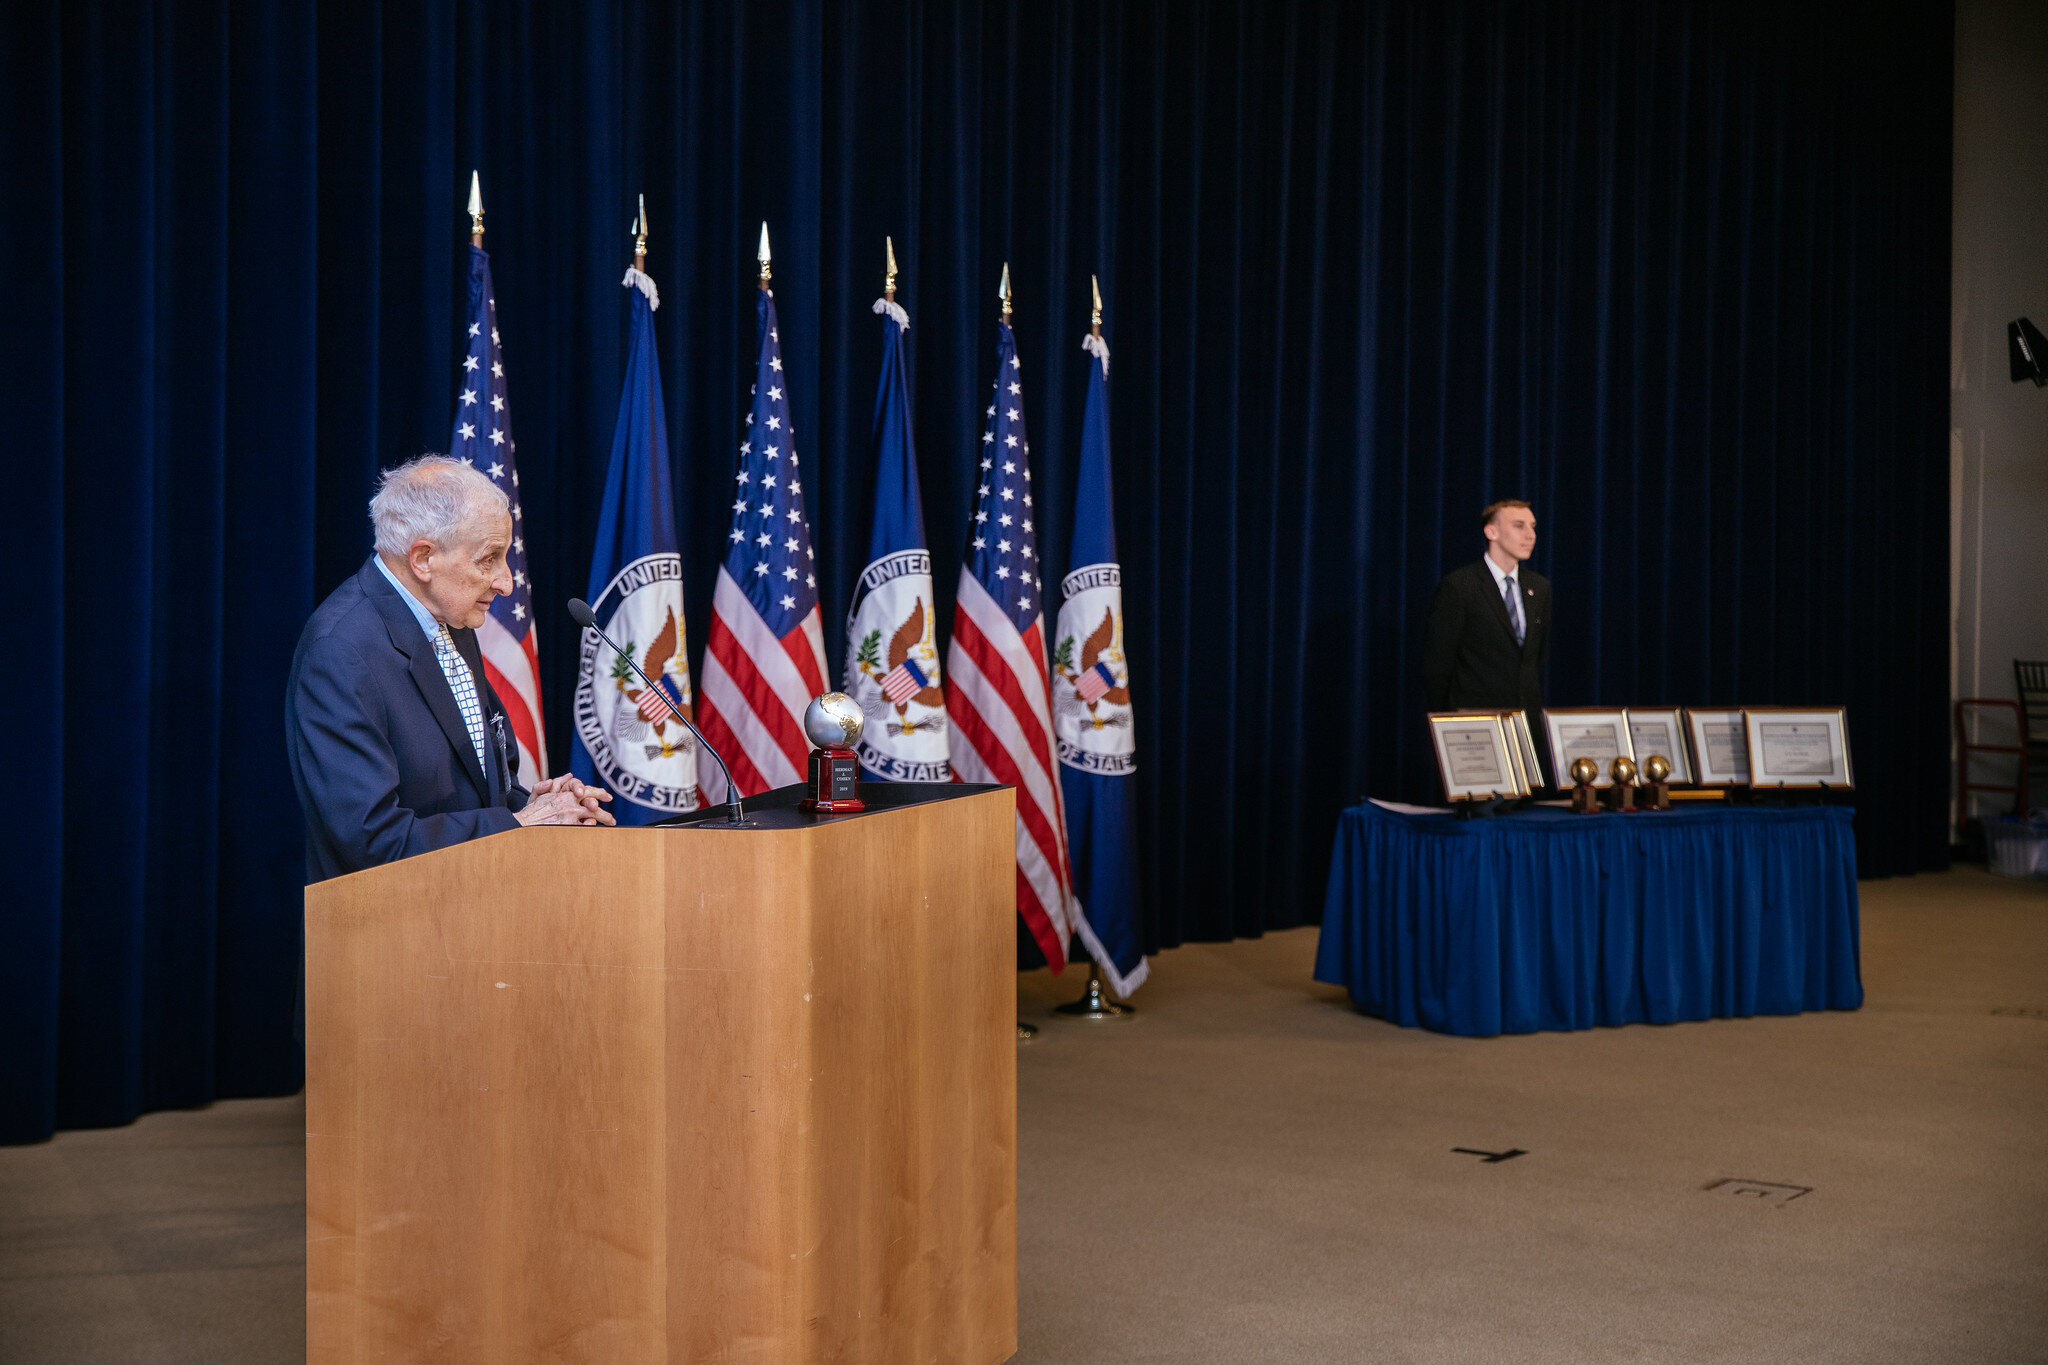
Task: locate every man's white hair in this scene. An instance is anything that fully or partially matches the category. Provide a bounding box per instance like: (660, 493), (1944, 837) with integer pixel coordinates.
(370, 455), (511, 559)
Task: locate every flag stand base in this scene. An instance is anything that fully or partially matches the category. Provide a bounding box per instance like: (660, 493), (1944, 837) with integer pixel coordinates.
(1017, 1021), (1039, 1040)
(1052, 964), (1135, 1020)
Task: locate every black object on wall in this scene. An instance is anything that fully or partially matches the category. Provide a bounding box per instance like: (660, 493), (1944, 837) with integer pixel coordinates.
(2008, 317), (2047, 386)
(0, 0), (1953, 1144)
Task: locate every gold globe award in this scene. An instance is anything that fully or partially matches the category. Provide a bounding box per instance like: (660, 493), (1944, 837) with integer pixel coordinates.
(800, 692), (867, 813)
(1608, 754), (1639, 813)
(1569, 756), (1601, 814)
(1642, 753), (1673, 811)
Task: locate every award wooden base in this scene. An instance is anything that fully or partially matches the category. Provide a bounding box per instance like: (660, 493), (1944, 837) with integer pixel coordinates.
(1609, 778), (1638, 813)
(801, 747), (866, 813)
(1570, 780), (1600, 814)
(1645, 779), (1672, 811)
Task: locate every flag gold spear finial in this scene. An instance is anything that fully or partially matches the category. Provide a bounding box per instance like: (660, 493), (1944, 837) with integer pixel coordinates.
(999, 262), (1012, 322)
(758, 221), (772, 286)
(885, 236), (898, 302)
(1091, 274), (1103, 337)
(468, 170), (484, 246)
(633, 194), (648, 271)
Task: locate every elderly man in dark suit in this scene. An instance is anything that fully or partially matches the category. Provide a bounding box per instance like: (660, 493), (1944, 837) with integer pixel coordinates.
(1421, 499), (1551, 719)
(287, 455), (612, 883)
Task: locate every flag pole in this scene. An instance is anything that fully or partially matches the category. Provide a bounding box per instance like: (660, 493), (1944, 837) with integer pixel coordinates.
(634, 194), (648, 273)
(999, 260), (1046, 1042)
(884, 236), (897, 304)
(758, 221), (772, 289)
(1053, 274), (1136, 1022)
(468, 171), (484, 248)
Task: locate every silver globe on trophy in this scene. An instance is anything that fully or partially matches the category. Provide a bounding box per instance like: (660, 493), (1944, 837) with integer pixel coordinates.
(800, 692), (867, 813)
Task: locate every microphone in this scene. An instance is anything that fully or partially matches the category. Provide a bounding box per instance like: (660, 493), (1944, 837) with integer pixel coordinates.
(566, 597), (752, 826)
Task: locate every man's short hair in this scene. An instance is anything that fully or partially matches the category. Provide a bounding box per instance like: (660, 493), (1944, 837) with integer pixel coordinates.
(370, 455), (511, 559)
(1480, 499), (1532, 530)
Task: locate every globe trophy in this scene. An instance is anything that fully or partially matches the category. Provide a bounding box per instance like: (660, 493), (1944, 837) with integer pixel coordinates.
(799, 692), (867, 813)
(1569, 756), (1601, 814)
(1608, 754), (1639, 813)
(1642, 753), (1674, 811)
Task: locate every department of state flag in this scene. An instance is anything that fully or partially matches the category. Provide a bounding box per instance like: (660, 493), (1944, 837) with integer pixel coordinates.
(945, 314), (1074, 971)
(845, 294), (950, 781)
(569, 265), (701, 819)
(1054, 326), (1146, 995)
(450, 244), (546, 782)
(696, 278), (829, 802)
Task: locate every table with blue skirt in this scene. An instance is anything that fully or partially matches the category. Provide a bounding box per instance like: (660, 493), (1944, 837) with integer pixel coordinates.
(1312, 801), (1863, 1036)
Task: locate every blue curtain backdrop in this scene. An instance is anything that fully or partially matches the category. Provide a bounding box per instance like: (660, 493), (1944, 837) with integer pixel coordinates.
(0, 0), (1952, 1143)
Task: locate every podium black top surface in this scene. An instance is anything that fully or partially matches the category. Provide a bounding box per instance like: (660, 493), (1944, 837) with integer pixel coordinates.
(651, 781), (1004, 831)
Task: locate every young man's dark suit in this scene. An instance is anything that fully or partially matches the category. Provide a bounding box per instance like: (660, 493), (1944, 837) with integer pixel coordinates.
(1420, 558), (1551, 717)
(285, 556), (531, 883)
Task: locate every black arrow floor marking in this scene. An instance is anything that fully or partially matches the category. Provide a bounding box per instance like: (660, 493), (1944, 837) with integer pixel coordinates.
(1452, 1147), (1527, 1163)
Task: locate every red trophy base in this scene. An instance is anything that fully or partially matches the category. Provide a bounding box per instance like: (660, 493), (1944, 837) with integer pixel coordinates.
(800, 747), (866, 813)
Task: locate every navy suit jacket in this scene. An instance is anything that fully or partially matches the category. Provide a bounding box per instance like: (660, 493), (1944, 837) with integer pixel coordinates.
(286, 556), (530, 882)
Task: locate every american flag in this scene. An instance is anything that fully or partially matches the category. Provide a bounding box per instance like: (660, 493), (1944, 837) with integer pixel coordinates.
(944, 311), (1074, 971)
(695, 277), (828, 801)
(451, 243), (546, 781)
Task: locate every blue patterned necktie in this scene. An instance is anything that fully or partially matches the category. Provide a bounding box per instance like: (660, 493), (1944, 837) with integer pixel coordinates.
(1503, 575), (1524, 646)
(433, 622), (490, 773)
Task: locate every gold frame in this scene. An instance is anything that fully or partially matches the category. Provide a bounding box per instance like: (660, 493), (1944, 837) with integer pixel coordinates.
(1447, 709), (1545, 792)
(1427, 712), (1526, 802)
(1684, 708), (1752, 785)
(1741, 706), (1854, 790)
(1623, 707), (1695, 786)
(1541, 706), (1635, 789)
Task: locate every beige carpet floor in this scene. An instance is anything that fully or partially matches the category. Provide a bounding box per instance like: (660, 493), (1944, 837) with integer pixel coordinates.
(2, 867), (2044, 1363)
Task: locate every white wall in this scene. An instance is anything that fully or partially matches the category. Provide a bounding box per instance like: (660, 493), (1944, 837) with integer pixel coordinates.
(1952, 0), (2048, 827)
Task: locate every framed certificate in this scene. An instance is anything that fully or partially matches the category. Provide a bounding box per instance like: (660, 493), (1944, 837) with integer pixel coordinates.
(1743, 707), (1853, 789)
(1427, 713), (1523, 801)
(1508, 711), (1545, 789)
(1686, 709), (1751, 785)
(1447, 710), (1543, 794)
(1542, 707), (1635, 788)
(1624, 707), (1694, 785)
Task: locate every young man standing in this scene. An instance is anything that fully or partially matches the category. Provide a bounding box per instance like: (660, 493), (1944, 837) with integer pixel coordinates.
(1420, 500), (1551, 718)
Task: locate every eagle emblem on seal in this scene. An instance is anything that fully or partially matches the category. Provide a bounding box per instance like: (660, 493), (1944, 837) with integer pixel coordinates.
(854, 599), (945, 736)
(1052, 606), (1131, 729)
(609, 605), (695, 760)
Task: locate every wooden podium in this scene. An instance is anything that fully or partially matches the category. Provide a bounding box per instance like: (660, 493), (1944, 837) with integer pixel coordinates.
(304, 783), (1018, 1364)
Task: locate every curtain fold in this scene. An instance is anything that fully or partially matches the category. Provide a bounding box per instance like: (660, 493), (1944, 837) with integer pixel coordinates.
(0, 0), (1952, 1142)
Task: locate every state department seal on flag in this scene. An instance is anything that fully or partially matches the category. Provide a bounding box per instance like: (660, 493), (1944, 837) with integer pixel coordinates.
(846, 549), (951, 781)
(1052, 563), (1136, 776)
(573, 552), (702, 812)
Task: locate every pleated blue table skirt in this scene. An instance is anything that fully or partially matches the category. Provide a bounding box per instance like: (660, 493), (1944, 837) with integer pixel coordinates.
(1312, 802), (1863, 1036)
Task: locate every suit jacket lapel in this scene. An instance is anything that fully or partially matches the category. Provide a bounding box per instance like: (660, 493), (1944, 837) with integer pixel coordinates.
(359, 559), (493, 803)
